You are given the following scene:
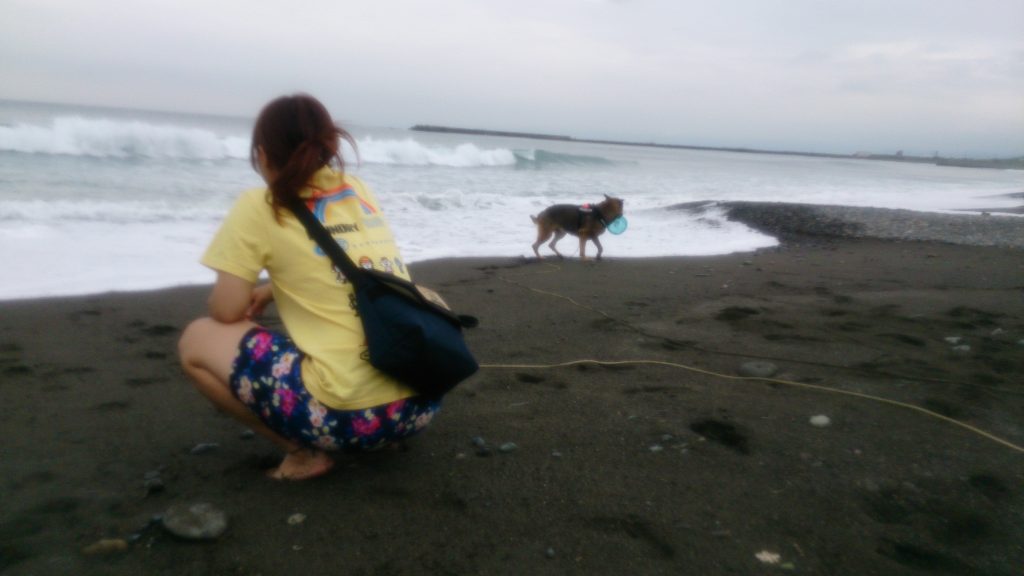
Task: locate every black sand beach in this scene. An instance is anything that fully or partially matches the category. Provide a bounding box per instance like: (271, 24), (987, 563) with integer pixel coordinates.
(2, 207), (1023, 575)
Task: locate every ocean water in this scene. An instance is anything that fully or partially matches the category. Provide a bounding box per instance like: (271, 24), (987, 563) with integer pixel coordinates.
(1, 99), (1021, 301)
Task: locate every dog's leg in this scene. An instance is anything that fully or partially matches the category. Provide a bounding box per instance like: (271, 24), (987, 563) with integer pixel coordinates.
(549, 230), (566, 259)
(579, 236), (588, 261)
(533, 227), (552, 259)
(593, 236), (604, 260)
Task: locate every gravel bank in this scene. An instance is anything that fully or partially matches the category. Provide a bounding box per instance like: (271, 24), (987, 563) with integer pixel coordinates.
(677, 202), (1024, 249)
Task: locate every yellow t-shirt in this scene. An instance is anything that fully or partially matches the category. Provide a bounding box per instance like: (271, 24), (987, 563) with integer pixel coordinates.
(202, 167), (415, 410)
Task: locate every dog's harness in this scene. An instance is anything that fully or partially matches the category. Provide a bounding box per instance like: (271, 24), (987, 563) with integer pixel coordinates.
(577, 203), (609, 230)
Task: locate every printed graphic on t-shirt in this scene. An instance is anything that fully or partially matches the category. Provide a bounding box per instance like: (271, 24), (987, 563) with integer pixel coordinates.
(332, 266), (347, 285)
(310, 186), (377, 220)
(308, 185), (377, 257)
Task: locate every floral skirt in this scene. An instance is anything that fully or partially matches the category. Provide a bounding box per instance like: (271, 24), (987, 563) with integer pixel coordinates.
(229, 327), (441, 452)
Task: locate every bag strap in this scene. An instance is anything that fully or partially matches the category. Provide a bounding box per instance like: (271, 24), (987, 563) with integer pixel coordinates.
(286, 197), (368, 288)
(287, 195), (479, 329)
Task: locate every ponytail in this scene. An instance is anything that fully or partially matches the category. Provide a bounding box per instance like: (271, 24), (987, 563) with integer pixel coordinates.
(250, 94), (358, 222)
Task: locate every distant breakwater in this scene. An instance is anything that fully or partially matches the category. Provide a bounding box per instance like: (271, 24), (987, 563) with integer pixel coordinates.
(410, 125), (1024, 170)
(671, 201), (1024, 249)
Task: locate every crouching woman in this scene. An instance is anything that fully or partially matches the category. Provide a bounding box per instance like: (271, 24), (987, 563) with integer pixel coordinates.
(178, 94), (439, 480)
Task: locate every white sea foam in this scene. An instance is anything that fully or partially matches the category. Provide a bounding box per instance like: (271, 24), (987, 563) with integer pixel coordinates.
(0, 198), (224, 224)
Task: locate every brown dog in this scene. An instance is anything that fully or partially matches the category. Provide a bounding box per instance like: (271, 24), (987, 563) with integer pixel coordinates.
(531, 195), (625, 260)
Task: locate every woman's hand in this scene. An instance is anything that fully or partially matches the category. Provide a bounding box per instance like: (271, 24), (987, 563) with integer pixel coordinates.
(246, 283), (274, 319)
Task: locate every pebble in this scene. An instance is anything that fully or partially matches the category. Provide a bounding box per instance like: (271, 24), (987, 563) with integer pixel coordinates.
(952, 345), (971, 353)
(471, 436), (492, 456)
(809, 415), (831, 427)
(498, 442), (518, 453)
(81, 538), (128, 556)
(943, 336), (962, 344)
(189, 443), (220, 455)
(551, 451), (563, 458)
(144, 477), (165, 495)
(990, 328), (1004, 336)
(545, 547), (556, 559)
(162, 503), (228, 540)
(649, 444), (664, 452)
(143, 469), (165, 495)
(287, 513), (306, 525)
(738, 361), (778, 378)
(1017, 339), (1024, 347)
(239, 429), (256, 440)
(470, 436), (487, 448)
(755, 550), (781, 564)
(661, 434), (674, 442)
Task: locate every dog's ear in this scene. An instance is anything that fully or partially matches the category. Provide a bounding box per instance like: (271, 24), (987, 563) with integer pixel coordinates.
(604, 193), (611, 200)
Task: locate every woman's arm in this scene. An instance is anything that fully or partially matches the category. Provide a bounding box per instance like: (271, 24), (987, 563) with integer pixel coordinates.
(208, 271), (255, 323)
(246, 283), (274, 320)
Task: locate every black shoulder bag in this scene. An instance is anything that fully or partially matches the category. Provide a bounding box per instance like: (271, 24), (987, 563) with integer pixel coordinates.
(287, 198), (479, 398)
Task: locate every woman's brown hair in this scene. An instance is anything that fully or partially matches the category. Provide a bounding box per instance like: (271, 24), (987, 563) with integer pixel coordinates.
(250, 94), (358, 221)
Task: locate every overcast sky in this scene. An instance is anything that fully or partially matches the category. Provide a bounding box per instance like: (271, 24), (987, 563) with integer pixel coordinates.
(2, 0), (1022, 157)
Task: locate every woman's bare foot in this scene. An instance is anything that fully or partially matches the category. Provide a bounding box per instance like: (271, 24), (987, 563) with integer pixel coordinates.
(267, 448), (334, 481)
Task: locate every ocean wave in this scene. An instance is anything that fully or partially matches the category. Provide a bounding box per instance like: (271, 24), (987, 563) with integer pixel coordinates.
(356, 137), (516, 167)
(357, 138), (615, 168)
(0, 118), (519, 167)
(513, 149), (614, 167)
(0, 116), (618, 169)
(0, 116), (249, 160)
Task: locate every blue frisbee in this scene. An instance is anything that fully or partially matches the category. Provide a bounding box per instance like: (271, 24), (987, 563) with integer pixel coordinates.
(606, 216), (628, 235)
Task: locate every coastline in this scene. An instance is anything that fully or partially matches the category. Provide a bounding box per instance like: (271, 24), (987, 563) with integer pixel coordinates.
(1, 232), (1022, 574)
(0, 201), (1021, 304)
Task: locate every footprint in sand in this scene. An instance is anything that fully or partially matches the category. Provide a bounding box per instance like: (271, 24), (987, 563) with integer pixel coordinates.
(94, 400), (131, 412)
(690, 419), (750, 454)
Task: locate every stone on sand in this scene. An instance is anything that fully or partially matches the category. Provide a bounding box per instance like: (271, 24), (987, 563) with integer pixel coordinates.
(162, 503), (228, 540)
(738, 361), (779, 378)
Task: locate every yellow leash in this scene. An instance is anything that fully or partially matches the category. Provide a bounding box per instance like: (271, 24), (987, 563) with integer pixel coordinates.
(481, 266), (1024, 454)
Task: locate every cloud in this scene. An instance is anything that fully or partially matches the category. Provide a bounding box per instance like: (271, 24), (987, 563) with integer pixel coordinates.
(1, 0), (1021, 155)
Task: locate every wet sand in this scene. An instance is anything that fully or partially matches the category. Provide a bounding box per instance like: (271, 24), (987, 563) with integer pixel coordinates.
(1, 236), (1023, 575)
